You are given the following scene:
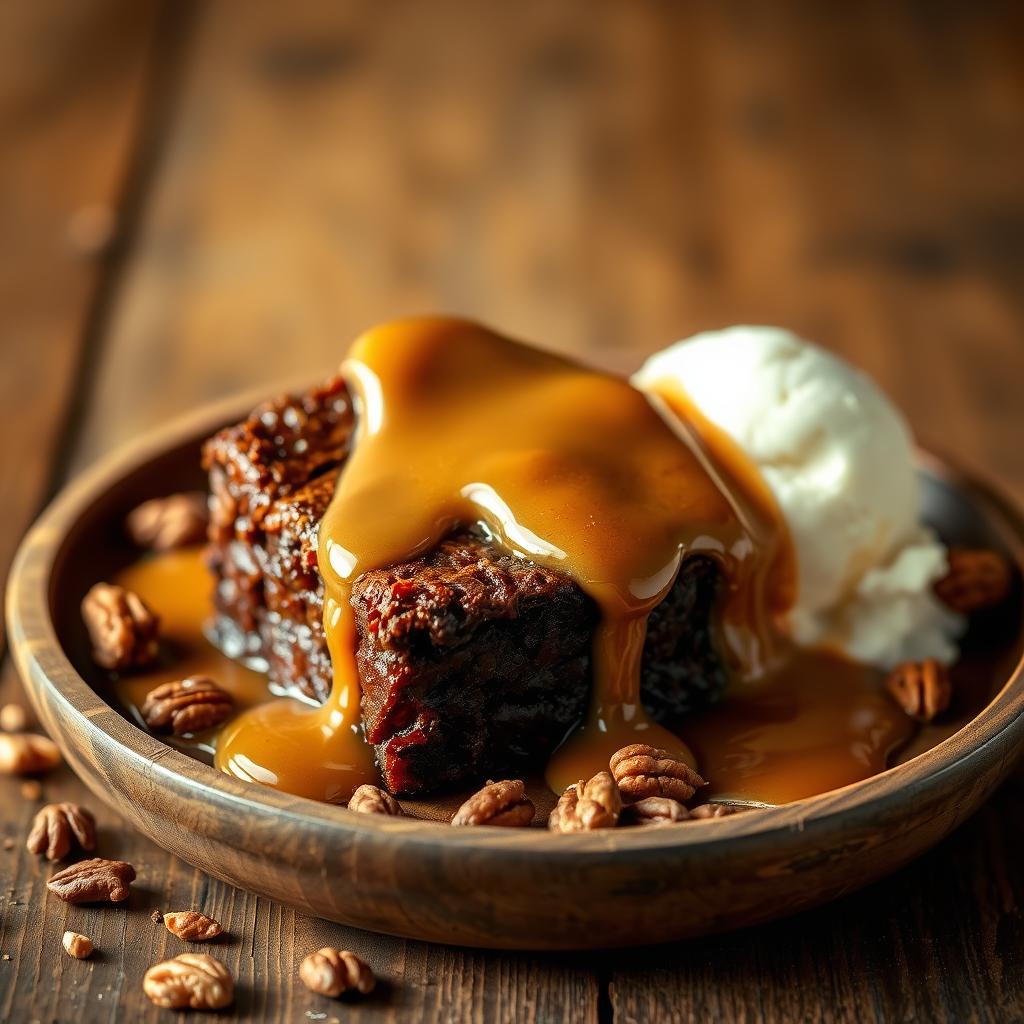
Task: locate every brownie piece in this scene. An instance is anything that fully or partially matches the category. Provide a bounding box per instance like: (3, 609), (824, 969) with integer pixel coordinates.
(204, 378), (728, 795)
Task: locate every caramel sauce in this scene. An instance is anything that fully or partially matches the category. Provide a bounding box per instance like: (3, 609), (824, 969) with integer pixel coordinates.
(215, 318), (792, 800)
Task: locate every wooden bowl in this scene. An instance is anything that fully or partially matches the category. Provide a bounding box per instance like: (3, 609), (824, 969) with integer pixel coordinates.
(7, 390), (1024, 950)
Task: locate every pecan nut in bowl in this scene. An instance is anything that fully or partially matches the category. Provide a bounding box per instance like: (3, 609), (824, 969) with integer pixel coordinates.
(47, 857), (136, 904)
(690, 802), (749, 819)
(348, 784), (403, 816)
(141, 676), (234, 736)
(620, 796), (690, 827)
(81, 582), (160, 671)
(163, 910), (223, 942)
(143, 953), (234, 1010)
(26, 802), (97, 861)
(126, 492), (209, 551)
(548, 771), (622, 832)
(885, 659), (952, 722)
(609, 743), (706, 803)
(451, 779), (535, 827)
(934, 546), (1012, 614)
(0, 733), (61, 775)
(299, 948), (375, 998)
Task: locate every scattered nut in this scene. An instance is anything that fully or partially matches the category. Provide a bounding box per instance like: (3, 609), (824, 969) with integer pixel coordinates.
(164, 910), (223, 942)
(689, 802), (749, 819)
(47, 857), (135, 904)
(3, 838), (14, 850)
(0, 704), (28, 733)
(81, 583), (160, 671)
(299, 948), (375, 998)
(621, 796), (690, 826)
(20, 780), (42, 801)
(143, 953), (234, 1010)
(151, 909), (164, 923)
(886, 659), (952, 722)
(934, 547), (1012, 614)
(348, 784), (403, 816)
(451, 779), (535, 827)
(141, 676), (233, 735)
(27, 803), (97, 861)
(0, 733), (61, 776)
(610, 743), (705, 803)
(62, 931), (93, 959)
(126, 493), (209, 551)
(548, 771), (622, 832)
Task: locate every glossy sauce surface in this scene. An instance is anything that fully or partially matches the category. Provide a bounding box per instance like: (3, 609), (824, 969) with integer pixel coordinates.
(215, 318), (792, 799)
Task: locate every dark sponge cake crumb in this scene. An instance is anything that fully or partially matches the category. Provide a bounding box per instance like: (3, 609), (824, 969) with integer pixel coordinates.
(203, 377), (728, 795)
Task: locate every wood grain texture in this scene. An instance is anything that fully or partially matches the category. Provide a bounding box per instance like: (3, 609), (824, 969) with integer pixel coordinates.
(2, 0), (1024, 1021)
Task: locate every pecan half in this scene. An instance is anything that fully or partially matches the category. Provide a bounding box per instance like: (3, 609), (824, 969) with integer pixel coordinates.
(81, 583), (160, 671)
(621, 796), (690, 826)
(934, 547), (1012, 614)
(143, 953), (234, 1010)
(0, 733), (61, 775)
(548, 771), (622, 832)
(690, 802), (748, 819)
(610, 743), (705, 803)
(164, 910), (223, 942)
(348, 784), (403, 816)
(141, 676), (233, 735)
(47, 857), (135, 904)
(451, 779), (535, 827)
(0, 703), (28, 732)
(299, 948), (375, 998)
(126, 493), (209, 551)
(885, 659), (952, 722)
(27, 803), (97, 861)
(62, 931), (93, 959)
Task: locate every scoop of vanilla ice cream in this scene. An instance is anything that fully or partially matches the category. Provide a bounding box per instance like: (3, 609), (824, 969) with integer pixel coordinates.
(633, 326), (961, 668)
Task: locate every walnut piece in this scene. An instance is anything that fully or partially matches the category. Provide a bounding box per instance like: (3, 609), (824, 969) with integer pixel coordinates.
(143, 953), (234, 1010)
(81, 583), (160, 671)
(886, 659), (952, 722)
(27, 803), (97, 861)
(164, 910), (223, 942)
(0, 733), (61, 775)
(141, 676), (233, 736)
(609, 743), (705, 803)
(934, 547), (1012, 614)
(548, 771), (622, 832)
(451, 779), (535, 827)
(299, 948), (375, 998)
(690, 802), (749, 819)
(62, 931), (93, 959)
(621, 796), (690, 826)
(348, 784), (403, 816)
(47, 857), (136, 904)
(126, 492), (209, 551)
(0, 703), (28, 732)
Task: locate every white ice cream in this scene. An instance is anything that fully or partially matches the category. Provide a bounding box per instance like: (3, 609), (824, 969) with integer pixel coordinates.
(633, 326), (961, 668)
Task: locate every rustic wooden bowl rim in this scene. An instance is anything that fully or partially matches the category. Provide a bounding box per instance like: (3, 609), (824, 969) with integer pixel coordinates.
(7, 385), (1024, 860)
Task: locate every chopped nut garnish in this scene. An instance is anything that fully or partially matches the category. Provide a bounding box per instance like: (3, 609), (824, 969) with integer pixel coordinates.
(164, 910), (223, 942)
(27, 803), (97, 861)
(47, 857), (135, 904)
(690, 802), (748, 819)
(62, 931), (93, 959)
(0, 703), (28, 733)
(548, 771), (622, 832)
(126, 493), (208, 551)
(348, 784), (403, 816)
(81, 583), (160, 671)
(143, 953), (234, 1010)
(299, 948), (375, 998)
(451, 779), (535, 827)
(934, 547), (1012, 614)
(621, 795), (690, 826)
(609, 743), (705, 803)
(886, 659), (952, 722)
(0, 733), (61, 776)
(141, 676), (233, 736)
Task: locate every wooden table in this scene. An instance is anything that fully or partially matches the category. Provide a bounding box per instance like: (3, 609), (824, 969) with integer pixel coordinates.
(2, 2), (1023, 1020)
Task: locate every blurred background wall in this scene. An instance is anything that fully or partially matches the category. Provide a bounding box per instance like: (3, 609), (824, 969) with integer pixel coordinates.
(1, 0), (1022, 524)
